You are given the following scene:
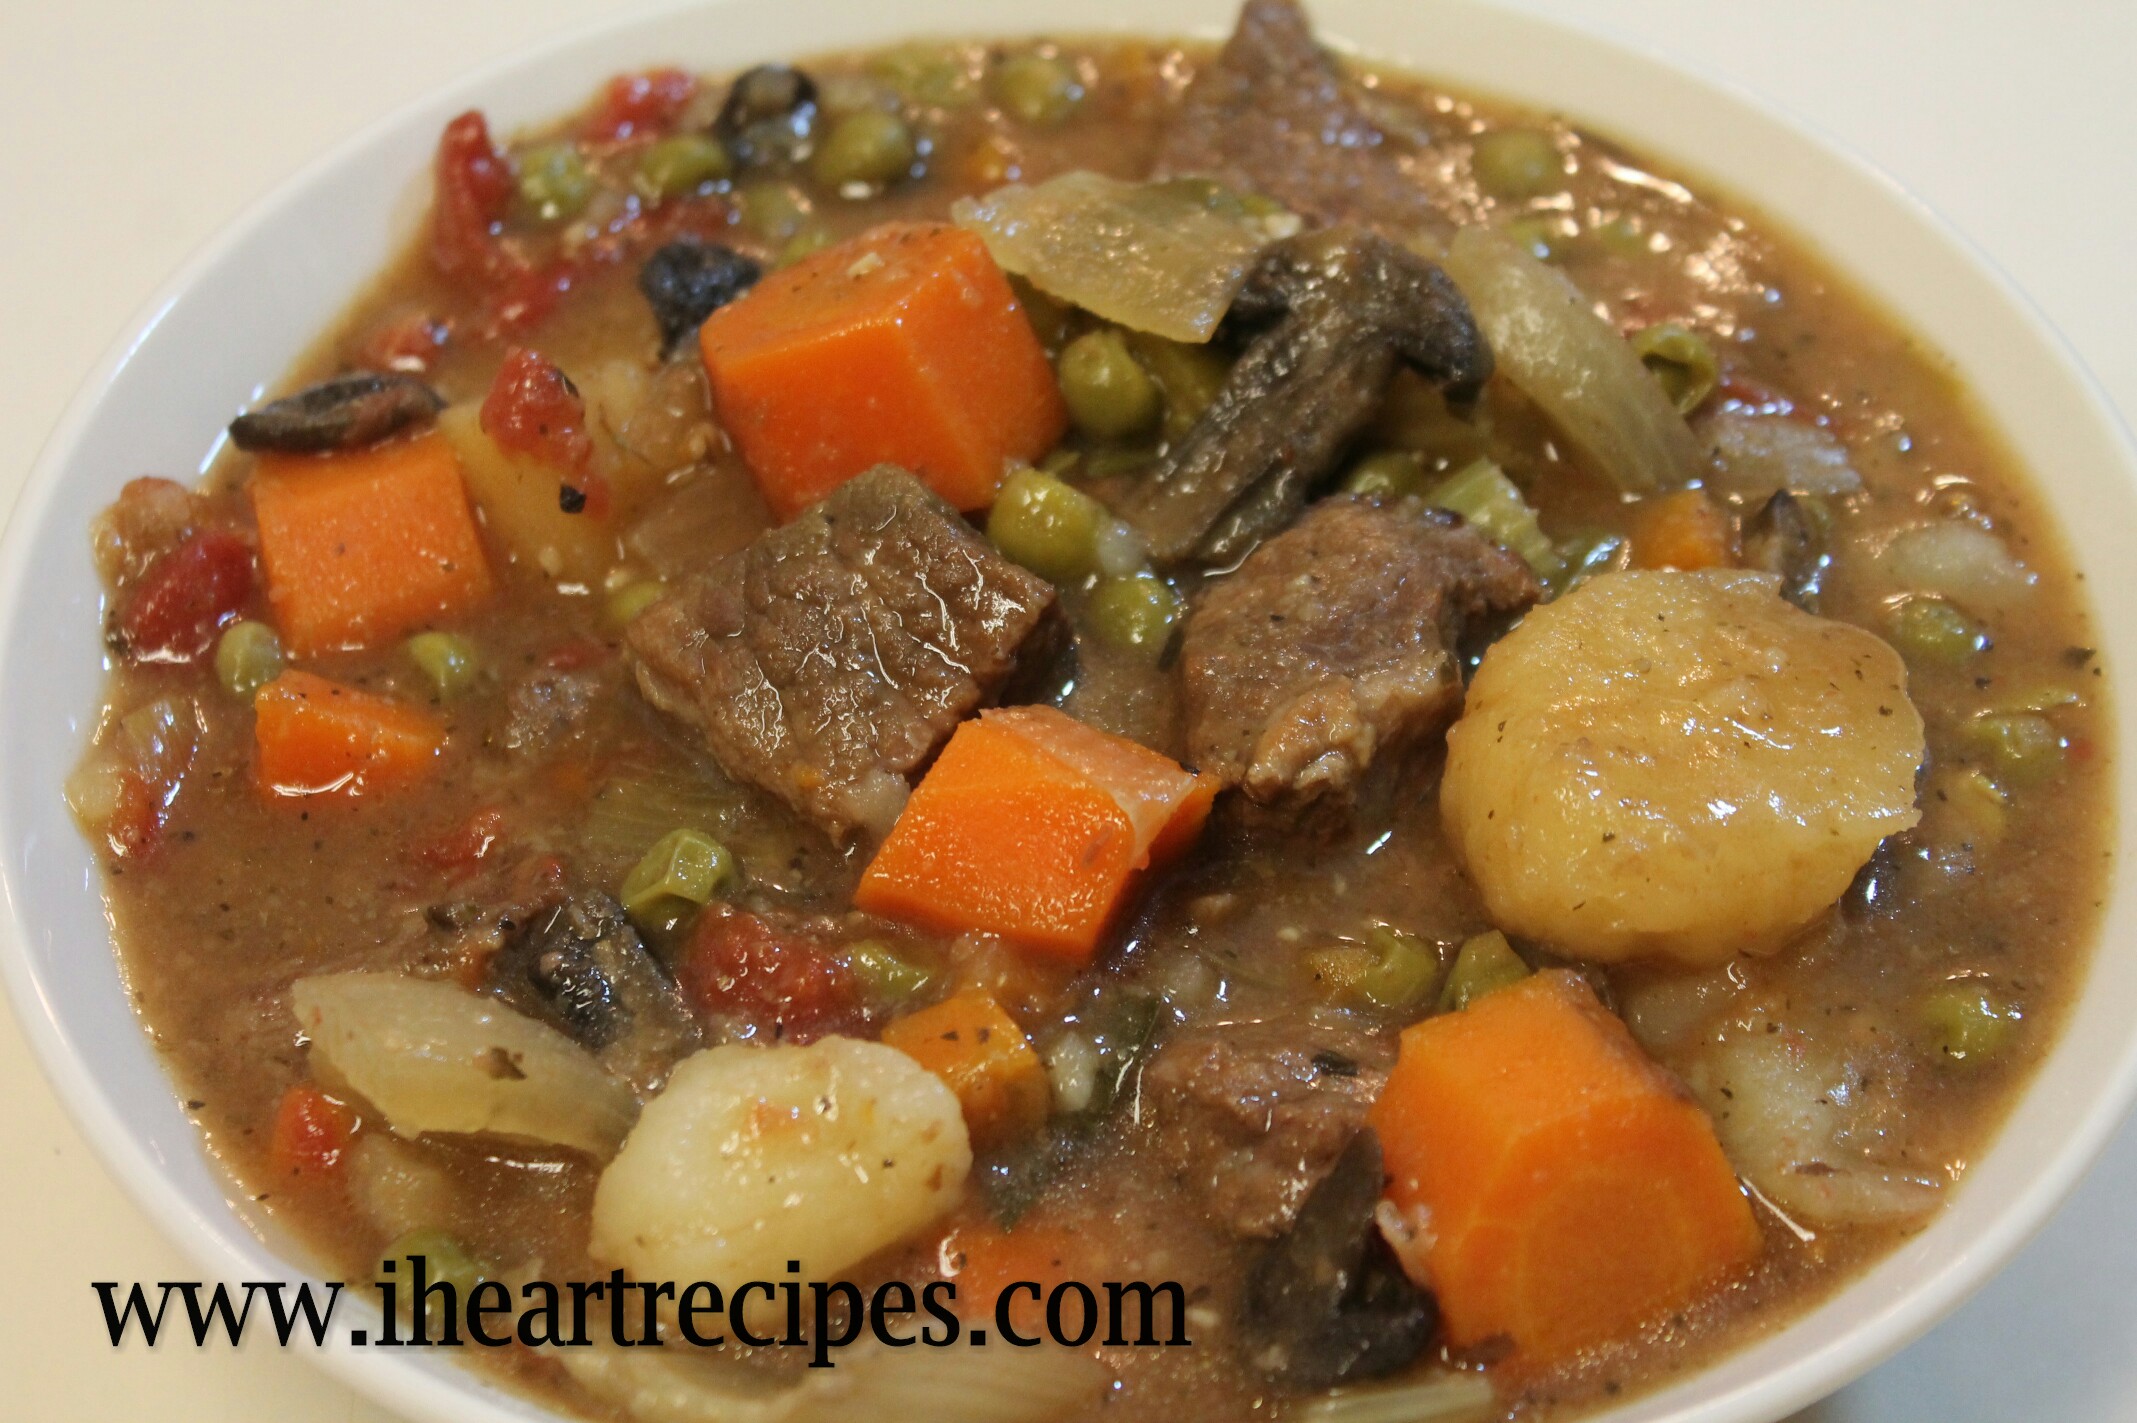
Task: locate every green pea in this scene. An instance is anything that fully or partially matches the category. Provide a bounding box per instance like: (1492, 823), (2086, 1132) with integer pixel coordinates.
(214, 620), (284, 699)
(1352, 927), (1441, 1015)
(1057, 329), (1160, 441)
(404, 632), (479, 700)
(1473, 128), (1564, 200)
(990, 53), (1083, 128)
(637, 132), (731, 200)
(1088, 574), (1180, 657)
(810, 110), (918, 190)
(382, 1229), (490, 1298)
(605, 580), (665, 629)
(1436, 930), (1530, 1013)
(1888, 596), (1987, 667)
(846, 940), (937, 1004)
(988, 467), (1105, 583)
(619, 828), (735, 922)
(1919, 981), (2018, 1063)
(1965, 712), (2064, 785)
(1342, 450), (1429, 501)
(1504, 213), (1570, 263)
(1629, 322), (1720, 415)
(869, 44), (980, 108)
(514, 143), (594, 224)
(736, 181), (812, 241)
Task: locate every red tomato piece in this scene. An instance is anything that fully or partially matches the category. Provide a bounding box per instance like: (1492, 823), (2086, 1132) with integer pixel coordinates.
(480, 348), (594, 472)
(104, 769), (164, 861)
(587, 68), (698, 142)
(267, 1084), (359, 1182)
(430, 110), (519, 284)
(117, 529), (254, 662)
(417, 806), (507, 879)
(680, 907), (863, 1044)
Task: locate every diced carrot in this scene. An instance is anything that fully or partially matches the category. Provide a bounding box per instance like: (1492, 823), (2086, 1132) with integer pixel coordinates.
(267, 1083), (359, 1184)
(250, 431), (493, 655)
(882, 990), (1050, 1149)
(1629, 488), (1736, 571)
(939, 1218), (1093, 1334)
(698, 222), (1067, 519)
(1368, 971), (1760, 1363)
(854, 707), (1209, 965)
(253, 670), (448, 800)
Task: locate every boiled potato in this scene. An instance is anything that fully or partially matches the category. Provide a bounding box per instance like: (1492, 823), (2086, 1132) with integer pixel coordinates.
(590, 1038), (970, 1300)
(1442, 569), (1923, 966)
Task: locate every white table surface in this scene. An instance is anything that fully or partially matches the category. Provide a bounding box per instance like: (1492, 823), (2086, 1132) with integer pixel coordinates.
(2, 2), (2132, 1419)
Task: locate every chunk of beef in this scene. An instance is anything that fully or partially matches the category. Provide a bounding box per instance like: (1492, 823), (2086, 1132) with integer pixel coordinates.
(1156, 0), (1447, 236)
(1119, 228), (1491, 567)
(228, 372), (445, 454)
(498, 664), (604, 754)
(1142, 1014), (1391, 1238)
(487, 891), (701, 1094)
(626, 467), (1066, 843)
(1181, 498), (1540, 812)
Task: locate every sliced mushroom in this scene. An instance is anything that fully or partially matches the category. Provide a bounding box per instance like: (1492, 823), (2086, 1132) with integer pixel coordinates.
(716, 64), (817, 170)
(639, 240), (764, 357)
(1237, 1129), (1437, 1388)
(1741, 488), (1828, 610)
(227, 371), (445, 454)
(1119, 227), (1492, 567)
(487, 891), (701, 1095)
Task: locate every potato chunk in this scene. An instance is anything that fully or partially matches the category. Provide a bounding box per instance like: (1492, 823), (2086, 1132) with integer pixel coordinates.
(1442, 570), (1923, 966)
(590, 1038), (970, 1298)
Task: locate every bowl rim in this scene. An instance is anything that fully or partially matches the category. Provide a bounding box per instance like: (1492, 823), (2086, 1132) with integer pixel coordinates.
(4, 2), (2135, 1422)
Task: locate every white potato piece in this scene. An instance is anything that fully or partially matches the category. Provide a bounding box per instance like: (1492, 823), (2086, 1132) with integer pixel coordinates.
(292, 972), (638, 1158)
(590, 1038), (970, 1300)
(1442, 569), (1924, 966)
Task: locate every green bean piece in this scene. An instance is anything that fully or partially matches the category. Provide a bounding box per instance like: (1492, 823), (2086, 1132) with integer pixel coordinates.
(810, 110), (918, 190)
(605, 579), (665, 629)
(637, 132), (731, 200)
(987, 467), (1105, 583)
(1342, 450), (1430, 501)
(1127, 333), (1230, 442)
(1629, 323), (1721, 416)
(1888, 595), (1987, 667)
(869, 44), (980, 108)
(619, 828), (736, 922)
(846, 940), (937, 1005)
(382, 1229), (490, 1298)
(1964, 711), (2064, 785)
(514, 143), (594, 225)
(736, 181), (812, 241)
(989, 53), (1084, 128)
(1088, 574), (1181, 657)
(1919, 981), (2018, 1063)
(1057, 329), (1161, 441)
(214, 620), (284, 699)
(1473, 128), (1565, 200)
(404, 632), (480, 700)
(1436, 930), (1530, 1013)
(1427, 459), (1564, 579)
(1548, 529), (1629, 597)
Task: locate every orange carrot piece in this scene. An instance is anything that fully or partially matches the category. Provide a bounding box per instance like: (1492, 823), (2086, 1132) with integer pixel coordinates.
(1369, 970), (1760, 1363)
(699, 222), (1067, 519)
(854, 707), (1209, 965)
(267, 1083), (359, 1183)
(939, 1218), (1093, 1333)
(882, 990), (1050, 1148)
(1629, 488), (1736, 571)
(253, 670), (447, 800)
(250, 430), (493, 655)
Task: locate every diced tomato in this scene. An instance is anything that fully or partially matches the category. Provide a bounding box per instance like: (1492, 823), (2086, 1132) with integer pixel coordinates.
(431, 110), (520, 284)
(267, 1084), (359, 1182)
(587, 69), (698, 142)
(680, 907), (863, 1044)
(116, 529), (254, 662)
(417, 806), (507, 879)
(481, 348), (594, 472)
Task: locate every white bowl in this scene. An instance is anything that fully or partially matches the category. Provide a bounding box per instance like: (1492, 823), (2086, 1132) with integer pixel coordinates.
(3, 2), (2133, 1420)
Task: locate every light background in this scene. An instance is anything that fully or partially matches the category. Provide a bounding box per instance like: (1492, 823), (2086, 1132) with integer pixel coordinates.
(1, 2), (2132, 1419)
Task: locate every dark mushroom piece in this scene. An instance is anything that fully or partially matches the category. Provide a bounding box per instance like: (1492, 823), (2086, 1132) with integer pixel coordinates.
(1118, 227), (1493, 568)
(1740, 488), (1828, 611)
(1237, 1129), (1437, 1388)
(227, 371), (445, 454)
(487, 891), (701, 1095)
(639, 239), (764, 358)
(717, 63), (818, 170)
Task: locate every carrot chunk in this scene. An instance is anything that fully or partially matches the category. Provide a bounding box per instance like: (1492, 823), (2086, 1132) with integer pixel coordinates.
(267, 1083), (359, 1184)
(1368, 970), (1760, 1363)
(1629, 488), (1736, 571)
(854, 707), (1209, 965)
(698, 222), (1067, 519)
(940, 1218), (1094, 1334)
(253, 670), (448, 800)
(882, 990), (1049, 1149)
(250, 431), (493, 655)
